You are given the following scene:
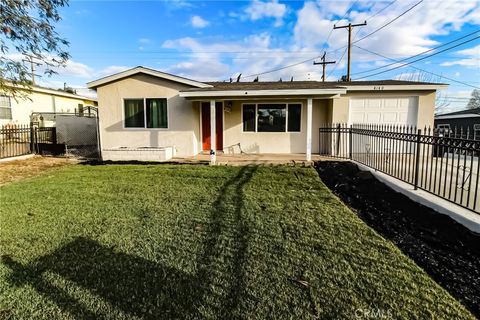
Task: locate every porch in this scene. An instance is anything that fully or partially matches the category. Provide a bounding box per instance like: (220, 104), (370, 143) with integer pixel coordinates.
(182, 152), (330, 166)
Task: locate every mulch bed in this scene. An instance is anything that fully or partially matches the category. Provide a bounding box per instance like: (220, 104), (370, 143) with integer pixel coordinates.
(315, 161), (480, 318)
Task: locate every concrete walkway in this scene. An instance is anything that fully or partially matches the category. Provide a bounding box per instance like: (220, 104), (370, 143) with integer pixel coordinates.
(177, 153), (330, 166)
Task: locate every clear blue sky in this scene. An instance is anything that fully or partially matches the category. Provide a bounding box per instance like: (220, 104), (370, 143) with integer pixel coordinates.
(35, 0), (480, 112)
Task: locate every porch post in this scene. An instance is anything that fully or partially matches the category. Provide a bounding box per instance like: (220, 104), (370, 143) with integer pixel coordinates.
(210, 100), (216, 165)
(306, 98), (313, 161)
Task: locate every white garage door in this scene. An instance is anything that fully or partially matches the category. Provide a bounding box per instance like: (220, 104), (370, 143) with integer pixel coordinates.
(350, 97), (418, 126)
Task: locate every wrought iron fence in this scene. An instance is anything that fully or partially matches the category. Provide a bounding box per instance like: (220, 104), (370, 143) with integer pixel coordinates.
(0, 124), (32, 159)
(319, 124), (480, 214)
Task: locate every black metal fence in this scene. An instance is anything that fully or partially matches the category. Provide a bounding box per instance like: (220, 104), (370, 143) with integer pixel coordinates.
(319, 124), (480, 214)
(0, 124), (31, 159)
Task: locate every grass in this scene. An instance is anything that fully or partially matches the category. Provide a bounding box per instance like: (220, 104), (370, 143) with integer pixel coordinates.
(0, 164), (474, 319)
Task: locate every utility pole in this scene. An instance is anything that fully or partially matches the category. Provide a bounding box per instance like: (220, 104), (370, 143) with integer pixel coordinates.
(333, 21), (367, 81)
(22, 54), (42, 85)
(313, 52), (336, 82)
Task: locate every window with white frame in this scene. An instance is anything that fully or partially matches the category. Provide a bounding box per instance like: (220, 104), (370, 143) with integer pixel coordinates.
(242, 103), (301, 132)
(0, 95), (12, 120)
(124, 98), (168, 128)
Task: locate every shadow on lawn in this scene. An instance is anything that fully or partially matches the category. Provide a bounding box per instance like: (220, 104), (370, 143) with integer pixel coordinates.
(2, 238), (199, 319)
(1, 166), (258, 319)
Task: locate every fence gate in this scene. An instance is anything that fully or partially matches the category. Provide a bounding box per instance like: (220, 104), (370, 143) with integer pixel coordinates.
(31, 108), (100, 159)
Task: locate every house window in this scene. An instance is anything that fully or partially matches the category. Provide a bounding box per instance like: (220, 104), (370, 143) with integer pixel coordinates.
(436, 124), (451, 135)
(146, 98), (168, 128)
(124, 98), (168, 129)
(474, 124), (480, 140)
(242, 103), (301, 132)
(0, 95), (12, 120)
(258, 104), (286, 132)
(243, 104), (256, 132)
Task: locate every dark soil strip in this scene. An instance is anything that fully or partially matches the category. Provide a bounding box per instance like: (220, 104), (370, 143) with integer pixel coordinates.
(315, 161), (480, 318)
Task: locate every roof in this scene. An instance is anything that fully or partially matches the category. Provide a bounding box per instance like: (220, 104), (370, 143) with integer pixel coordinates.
(179, 79), (448, 98)
(87, 66), (213, 89)
(191, 79), (448, 91)
(2, 82), (97, 101)
(435, 108), (480, 120)
(436, 108), (480, 116)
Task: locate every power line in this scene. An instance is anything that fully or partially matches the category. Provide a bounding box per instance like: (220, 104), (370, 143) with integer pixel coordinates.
(313, 52), (336, 81)
(353, 45), (479, 89)
(353, 0), (424, 44)
(237, 0), (417, 80)
(351, 29), (480, 76)
(334, 21), (367, 80)
(327, 47), (348, 79)
(353, 35), (480, 80)
(240, 0), (363, 80)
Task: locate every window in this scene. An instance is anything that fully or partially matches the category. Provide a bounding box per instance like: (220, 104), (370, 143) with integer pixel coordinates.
(242, 103), (301, 132)
(474, 124), (480, 140)
(436, 124), (451, 135)
(243, 104), (256, 132)
(287, 104), (301, 132)
(0, 95), (12, 120)
(124, 98), (168, 128)
(258, 104), (286, 132)
(146, 98), (168, 128)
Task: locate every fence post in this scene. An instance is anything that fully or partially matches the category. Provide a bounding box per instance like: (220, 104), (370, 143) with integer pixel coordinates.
(414, 128), (422, 190)
(336, 123), (341, 157)
(349, 125), (353, 160)
(30, 125), (35, 153)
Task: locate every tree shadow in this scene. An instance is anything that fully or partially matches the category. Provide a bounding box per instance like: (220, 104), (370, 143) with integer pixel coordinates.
(2, 237), (200, 319)
(2, 165), (259, 319)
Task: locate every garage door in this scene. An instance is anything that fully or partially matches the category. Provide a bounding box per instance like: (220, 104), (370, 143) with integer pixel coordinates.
(350, 97), (418, 126)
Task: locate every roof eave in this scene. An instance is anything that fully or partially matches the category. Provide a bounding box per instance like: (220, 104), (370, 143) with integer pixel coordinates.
(179, 88), (347, 98)
(342, 84), (449, 91)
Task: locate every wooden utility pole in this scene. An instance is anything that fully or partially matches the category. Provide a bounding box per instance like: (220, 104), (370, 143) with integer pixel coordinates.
(22, 55), (42, 85)
(313, 52), (336, 82)
(333, 21), (367, 81)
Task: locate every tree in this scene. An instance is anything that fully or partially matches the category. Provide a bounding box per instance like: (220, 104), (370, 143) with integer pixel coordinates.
(0, 0), (70, 97)
(467, 89), (480, 109)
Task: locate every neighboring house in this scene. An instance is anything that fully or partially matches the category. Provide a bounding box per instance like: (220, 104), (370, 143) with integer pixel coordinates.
(0, 84), (97, 126)
(87, 66), (447, 163)
(435, 108), (480, 139)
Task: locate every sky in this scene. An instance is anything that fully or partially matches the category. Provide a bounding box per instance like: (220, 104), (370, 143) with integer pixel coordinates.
(23, 0), (480, 112)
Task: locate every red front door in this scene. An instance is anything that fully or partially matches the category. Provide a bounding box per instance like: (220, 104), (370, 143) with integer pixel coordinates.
(201, 102), (223, 151)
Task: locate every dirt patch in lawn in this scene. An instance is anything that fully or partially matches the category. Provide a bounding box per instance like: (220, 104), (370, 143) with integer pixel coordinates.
(315, 161), (480, 318)
(0, 156), (76, 186)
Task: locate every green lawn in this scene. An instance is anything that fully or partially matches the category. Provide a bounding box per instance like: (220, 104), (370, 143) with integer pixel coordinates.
(0, 164), (474, 319)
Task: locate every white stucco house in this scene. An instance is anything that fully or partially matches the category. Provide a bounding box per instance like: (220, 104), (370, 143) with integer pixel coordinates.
(0, 84), (97, 126)
(87, 66), (447, 163)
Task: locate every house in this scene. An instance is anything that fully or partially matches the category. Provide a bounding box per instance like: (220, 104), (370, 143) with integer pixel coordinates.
(87, 66), (447, 163)
(0, 84), (97, 126)
(435, 108), (480, 139)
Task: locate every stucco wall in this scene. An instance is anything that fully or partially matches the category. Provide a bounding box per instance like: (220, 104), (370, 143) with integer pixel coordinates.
(222, 99), (328, 154)
(96, 74), (200, 157)
(0, 90), (94, 125)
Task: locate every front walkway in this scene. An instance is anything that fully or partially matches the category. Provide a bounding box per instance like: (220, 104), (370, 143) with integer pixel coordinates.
(178, 153), (328, 166)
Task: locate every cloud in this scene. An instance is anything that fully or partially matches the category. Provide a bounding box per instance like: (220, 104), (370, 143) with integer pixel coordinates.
(191, 15), (209, 28)
(441, 44), (480, 68)
(245, 0), (287, 27)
